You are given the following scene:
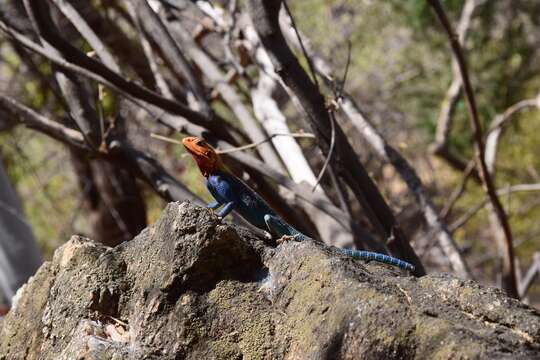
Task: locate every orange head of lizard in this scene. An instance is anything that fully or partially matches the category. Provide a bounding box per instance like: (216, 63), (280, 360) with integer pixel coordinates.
(182, 136), (221, 177)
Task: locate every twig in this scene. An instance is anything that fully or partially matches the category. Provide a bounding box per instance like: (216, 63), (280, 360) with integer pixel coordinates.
(337, 40), (352, 99)
(448, 183), (540, 232)
(150, 133), (183, 145)
(428, 0), (519, 298)
(328, 167), (351, 215)
(484, 97), (539, 174)
(431, 0), (481, 175)
(126, 0), (210, 115)
(313, 40), (351, 192)
(0, 94), (88, 150)
(282, 0), (319, 91)
(519, 253), (540, 298)
(440, 159), (476, 219)
(150, 132), (316, 154)
(312, 111), (336, 192)
(486, 97), (539, 135)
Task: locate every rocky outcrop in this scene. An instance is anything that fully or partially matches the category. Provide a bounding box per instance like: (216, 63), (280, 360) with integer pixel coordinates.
(1, 202), (539, 359)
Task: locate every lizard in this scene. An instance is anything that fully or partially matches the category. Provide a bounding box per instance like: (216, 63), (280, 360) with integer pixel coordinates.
(182, 136), (415, 272)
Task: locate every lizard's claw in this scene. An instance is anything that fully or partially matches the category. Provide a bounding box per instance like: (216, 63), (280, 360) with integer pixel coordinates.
(276, 235), (299, 245)
(207, 209), (223, 222)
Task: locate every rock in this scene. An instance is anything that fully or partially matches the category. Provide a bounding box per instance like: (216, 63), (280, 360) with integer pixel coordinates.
(1, 201), (539, 359)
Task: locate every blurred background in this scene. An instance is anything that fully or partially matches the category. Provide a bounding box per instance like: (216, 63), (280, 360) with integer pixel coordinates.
(0, 0), (539, 311)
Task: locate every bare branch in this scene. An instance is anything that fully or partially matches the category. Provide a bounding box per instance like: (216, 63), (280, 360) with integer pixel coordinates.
(164, 15), (286, 173)
(281, 0), (319, 91)
(427, 0), (518, 298)
(126, 3), (174, 99)
(432, 0), (481, 152)
(280, 8), (469, 275)
(0, 94), (88, 150)
(247, 0), (425, 274)
(312, 111), (336, 192)
(439, 159), (476, 220)
(485, 97), (539, 174)
(518, 253), (540, 299)
(50, 0), (121, 74)
(24, 0), (102, 148)
(150, 132), (315, 154)
(108, 140), (203, 205)
(449, 183), (540, 232)
(125, 0), (210, 114)
(0, 7), (238, 143)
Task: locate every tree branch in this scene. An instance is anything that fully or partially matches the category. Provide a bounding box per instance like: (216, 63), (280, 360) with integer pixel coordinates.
(278, 16), (470, 277)
(427, 0), (518, 298)
(431, 0), (480, 153)
(449, 183), (540, 233)
(10, 2), (238, 143)
(126, 0), (211, 115)
(519, 252), (540, 299)
(485, 97), (539, 174)
(163, 14), (286, 173)
(0, 94), (88, 150)
(247, 0), (425, 274)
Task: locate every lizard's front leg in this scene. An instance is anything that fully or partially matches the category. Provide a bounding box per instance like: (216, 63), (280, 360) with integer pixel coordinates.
(207, 200), (221, 210)
(216, 201), (235, 219)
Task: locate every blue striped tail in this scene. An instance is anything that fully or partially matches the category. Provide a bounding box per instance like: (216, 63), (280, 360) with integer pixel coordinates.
(338, 248), (415, 271)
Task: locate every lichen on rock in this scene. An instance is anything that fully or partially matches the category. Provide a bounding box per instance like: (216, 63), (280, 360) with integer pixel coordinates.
(1, 201), (539, 359)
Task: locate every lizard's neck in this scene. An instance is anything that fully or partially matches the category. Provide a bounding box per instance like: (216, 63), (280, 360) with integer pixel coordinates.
(194, 157), (221, 178)
(201, 163), (227, 178)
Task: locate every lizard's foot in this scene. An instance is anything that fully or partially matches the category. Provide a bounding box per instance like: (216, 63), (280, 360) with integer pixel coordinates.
(207, 208), (219, 219)
(276, 234), (300, 245)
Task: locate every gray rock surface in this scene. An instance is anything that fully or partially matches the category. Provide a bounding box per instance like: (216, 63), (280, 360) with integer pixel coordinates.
(1, 201), (539, 359)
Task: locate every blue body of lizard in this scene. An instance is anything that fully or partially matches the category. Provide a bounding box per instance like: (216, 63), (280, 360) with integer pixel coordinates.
(207, 170), (415, 272)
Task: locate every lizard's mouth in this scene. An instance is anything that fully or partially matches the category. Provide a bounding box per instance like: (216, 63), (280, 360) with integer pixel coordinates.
(183, 145), (196, 155)
(182, 137), (209, 155)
